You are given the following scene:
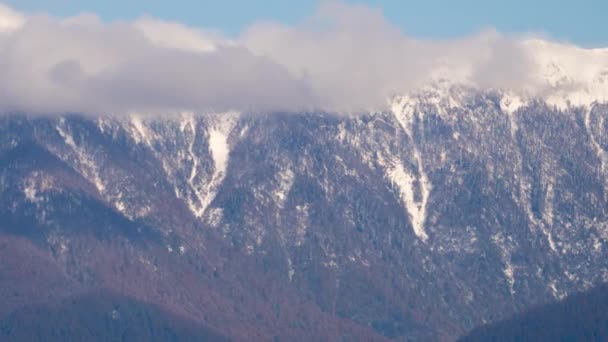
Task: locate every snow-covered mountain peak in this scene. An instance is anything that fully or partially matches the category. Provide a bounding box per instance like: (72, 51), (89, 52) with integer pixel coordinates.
(523, 39), (608, 109)
(395, 39), (608, 113)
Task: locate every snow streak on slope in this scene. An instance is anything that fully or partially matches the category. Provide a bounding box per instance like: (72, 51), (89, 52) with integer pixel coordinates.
(492, 232), (516, 297)
(389, 96), (433, 241)
(123, 112), (238, 219)
(274, 167), (295, 207)
(500, 92), (523, 139)
(201, 113), (238, 216)
(208, 116), (234, 182)
(586, 109), (608, 177)
(55, 119), (106, 194)
(182, 114), (207, 217)
(22, 171), (55, 204)
(387, 159), (430, 241)
(130, 115), (156, 145)
(177, 113), (238, 218)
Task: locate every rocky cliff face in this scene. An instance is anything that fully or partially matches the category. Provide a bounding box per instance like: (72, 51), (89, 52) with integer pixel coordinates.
(2, 87), (608, 340)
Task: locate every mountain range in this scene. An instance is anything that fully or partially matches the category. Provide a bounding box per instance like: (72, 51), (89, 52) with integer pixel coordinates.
(2, 81), (608, 340)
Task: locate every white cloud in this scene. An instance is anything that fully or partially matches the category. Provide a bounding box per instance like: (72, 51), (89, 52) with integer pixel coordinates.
(0, 9), (316, 115)
(0, 1), (606, 115)
(133, 17), (225, 53)
(242, 3), (539, 111)
(0, 2), (24, 33)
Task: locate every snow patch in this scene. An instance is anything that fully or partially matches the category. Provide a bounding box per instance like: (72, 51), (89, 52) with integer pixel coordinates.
(130, 115), (153, 145)
(22, 172), (56, 203)
(492, 232), (516, 296)
(585, 108), (608, 176)
(205, 207), (224, 227)
(391, 95), (416, 139)
(197, 113), (238, 215)
(539, 177), (558, 253)
(389, 100), (433, 242)
(500, 92), (525, 115)
(294, 204), (309, 247)
(179, 112), (238, 218)
(387, 159), (430, 241)
(274, 167), (294, 207)
(287, 257), (295, 281)
(501, 93), (522, 138)
(549, 280), (566, 300)
(208, 129), (230, 175)
(56, 120), (106, 194)
(543, 179), (555, 226)
(115, 200), (127, 214)
(23, 181), (38, 202)
(504, 263), (515, 296)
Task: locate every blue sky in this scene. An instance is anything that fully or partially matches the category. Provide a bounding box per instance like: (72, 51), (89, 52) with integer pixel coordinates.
(5, 0), (607, 46)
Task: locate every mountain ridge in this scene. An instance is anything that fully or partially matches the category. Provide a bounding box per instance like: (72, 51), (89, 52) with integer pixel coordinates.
(2, 91), (608, 340)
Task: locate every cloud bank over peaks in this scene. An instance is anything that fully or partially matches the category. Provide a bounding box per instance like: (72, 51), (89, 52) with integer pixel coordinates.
(0, 1), (606, 116)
